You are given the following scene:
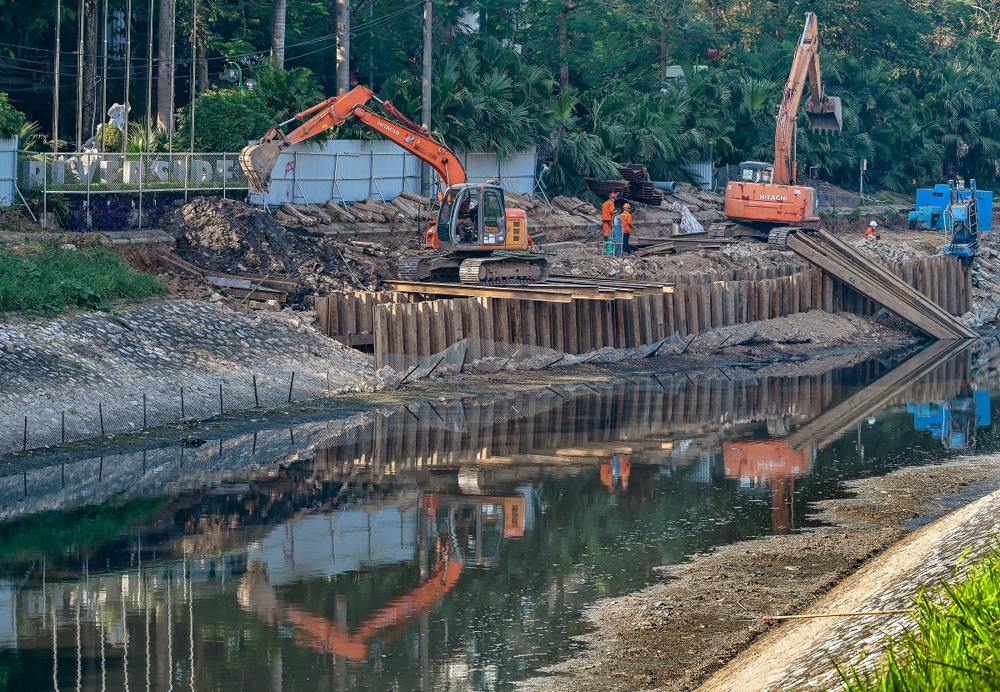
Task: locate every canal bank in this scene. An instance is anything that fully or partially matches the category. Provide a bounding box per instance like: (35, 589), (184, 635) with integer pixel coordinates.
(0, 338), (996, 691)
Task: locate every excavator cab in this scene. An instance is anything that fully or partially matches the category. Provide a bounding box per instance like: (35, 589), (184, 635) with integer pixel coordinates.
(436, 184), (508, 248)
(739, 162), (775, 184)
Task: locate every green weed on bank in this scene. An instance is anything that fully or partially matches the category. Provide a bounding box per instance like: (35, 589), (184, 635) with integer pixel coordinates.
(0, 240), (166, 316)
(840, 544), (1000, 691)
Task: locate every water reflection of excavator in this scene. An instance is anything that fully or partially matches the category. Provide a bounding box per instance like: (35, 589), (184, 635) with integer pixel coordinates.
(724, 440), (813, 534)
(239, 86), (549, 284)
(238, 491), (527, 660)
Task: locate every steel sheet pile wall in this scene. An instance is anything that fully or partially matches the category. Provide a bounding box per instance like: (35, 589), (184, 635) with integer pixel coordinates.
(315, 254), (971, 364)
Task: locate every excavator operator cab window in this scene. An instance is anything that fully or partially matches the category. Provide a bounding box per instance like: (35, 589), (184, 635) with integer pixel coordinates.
(437, 188), (460, 244)
(739, 162), (774, 184)
(455, 190), (480, 245)
(481, 190), (506, 245)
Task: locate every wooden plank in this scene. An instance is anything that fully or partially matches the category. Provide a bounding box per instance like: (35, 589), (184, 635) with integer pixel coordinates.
(315, 296), (330, 337)
(565, 299), (578, 353)
(724, 282), (736, 325)
(710, 282), (723, 328)
(431, 301), (447, 353)
(390, 304), (406, 357)
(523, 301), (538, 346)
(374, 304), (389, 368)
(552, 302), (566, 352)
(652, 291), (665, 340)
(479, 297), (495, 344)
(639, 294), (653, 344)
(673, 289), (688, 337)
(357, 292), (372, 333)
(416, 302), (431, 356)
(385, 281), (576, 303)
(508, 299), (523, 343)
(343, 292), (357, 336)
(791, 275), (801, 314)
(404, 299), (420, 356)
(494, 298), (510, 343)
(663, 292), (675, 337)
(698, 284), (711, 332)
(614, 299), (628, 347)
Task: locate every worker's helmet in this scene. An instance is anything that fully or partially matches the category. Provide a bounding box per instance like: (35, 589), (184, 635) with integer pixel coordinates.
(623, 203), (631, 209)
(870, 221), (878, 228)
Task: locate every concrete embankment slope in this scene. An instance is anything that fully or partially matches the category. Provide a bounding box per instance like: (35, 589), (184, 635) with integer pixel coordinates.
(0, 299), (381, 454)
(700, 460), (1000, 691)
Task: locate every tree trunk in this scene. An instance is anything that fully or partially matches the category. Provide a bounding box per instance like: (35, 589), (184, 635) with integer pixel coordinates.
(156, 0), (175, 130)
(197, 32), (208, 94)
(83, 0), (98, 138)
(558, 3), (569, 88)
(336, 0), (350, 94)
(271, 0), (287, 67)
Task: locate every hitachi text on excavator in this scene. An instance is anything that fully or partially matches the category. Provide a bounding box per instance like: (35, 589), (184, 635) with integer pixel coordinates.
(723, 12), (843, 230)
(239, 86), (550, 285)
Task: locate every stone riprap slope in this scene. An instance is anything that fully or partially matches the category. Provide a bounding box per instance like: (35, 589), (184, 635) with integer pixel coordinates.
(0, 300), (378, 453)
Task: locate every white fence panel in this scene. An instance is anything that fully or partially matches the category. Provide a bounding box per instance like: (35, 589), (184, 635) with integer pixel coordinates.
(252, 139), (536, 206)
(0, 138), (16, 206)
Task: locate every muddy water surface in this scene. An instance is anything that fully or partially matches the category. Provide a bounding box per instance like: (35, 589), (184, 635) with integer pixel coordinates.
(0, 344), (996, 691)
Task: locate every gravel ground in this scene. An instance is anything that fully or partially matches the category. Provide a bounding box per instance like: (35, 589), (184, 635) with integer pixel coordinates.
(516, 457), (1000, 692)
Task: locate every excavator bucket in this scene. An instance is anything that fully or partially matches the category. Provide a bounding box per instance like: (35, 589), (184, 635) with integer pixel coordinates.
(806, 96), (843, 134)
(239, 142), (283, 194)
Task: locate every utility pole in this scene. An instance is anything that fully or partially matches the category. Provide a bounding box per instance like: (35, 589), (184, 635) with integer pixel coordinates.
(157, 0), (175, 133)
(145, 0), (152, 146)
(76, 0), (84, 149)
(189, 0), (196, 152)
(123, 0), (131, 151)
(420, 0), (431, 196)
(336, 0), (349, 95)
(53, 0), (61, 151)
(100, 0), (108, 149)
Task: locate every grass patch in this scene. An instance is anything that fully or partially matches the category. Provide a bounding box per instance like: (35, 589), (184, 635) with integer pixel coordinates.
(840, 543), (1000, 691)
(0, 239), (166, 316)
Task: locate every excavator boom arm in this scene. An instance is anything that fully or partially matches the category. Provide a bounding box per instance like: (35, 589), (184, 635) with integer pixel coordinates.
(241, 85), (466, 193)
(773, 13), (842, 186)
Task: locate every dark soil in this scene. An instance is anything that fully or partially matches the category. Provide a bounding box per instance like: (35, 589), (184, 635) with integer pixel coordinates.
(163, 197), (419, 303)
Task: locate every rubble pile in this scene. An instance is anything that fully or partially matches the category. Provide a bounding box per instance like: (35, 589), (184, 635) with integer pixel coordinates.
(853, 236), (925, 263)
(164, 197), (412, 299)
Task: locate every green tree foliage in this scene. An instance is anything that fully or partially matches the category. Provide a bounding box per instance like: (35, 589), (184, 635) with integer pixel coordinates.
(8, 0), (1000, 194)
(0, 92), (25, 140)
(175, 89), (276, 152)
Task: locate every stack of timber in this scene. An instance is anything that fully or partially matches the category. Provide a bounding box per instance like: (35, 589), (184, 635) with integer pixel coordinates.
(384, 276), (672, 303)
(272, 191), (432, 230)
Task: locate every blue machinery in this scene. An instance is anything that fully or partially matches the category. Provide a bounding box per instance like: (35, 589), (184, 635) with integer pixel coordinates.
(907, 390), (992, 450)
(908, 180), (993, 259)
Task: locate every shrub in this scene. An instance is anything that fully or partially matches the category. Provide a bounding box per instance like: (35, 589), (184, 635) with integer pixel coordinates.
(0, 240), (166, 316)
(175, 90), (276, 152)
(0, 92), (25, 140)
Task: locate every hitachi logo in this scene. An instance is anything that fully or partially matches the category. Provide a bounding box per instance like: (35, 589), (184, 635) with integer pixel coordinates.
(377, 121), (401, 136)
(759, 194), (788, 201)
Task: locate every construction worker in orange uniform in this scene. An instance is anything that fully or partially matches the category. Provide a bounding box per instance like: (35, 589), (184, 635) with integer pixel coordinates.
(621, 203), (634, 254)
(602, 193), (618, 238)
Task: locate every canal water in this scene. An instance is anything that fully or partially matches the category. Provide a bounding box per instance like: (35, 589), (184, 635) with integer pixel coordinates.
(0, 342), (996, 691)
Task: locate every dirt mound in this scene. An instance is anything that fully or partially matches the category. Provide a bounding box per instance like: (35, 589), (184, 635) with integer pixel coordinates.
(175, 197), (292, 273)
(163, 197), (418, 301)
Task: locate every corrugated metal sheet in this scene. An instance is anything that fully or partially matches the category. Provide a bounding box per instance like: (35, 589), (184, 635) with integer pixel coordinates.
(683, 161), (714, 188)
(252, 140), (536, 206)
(0, 138), (16, 206)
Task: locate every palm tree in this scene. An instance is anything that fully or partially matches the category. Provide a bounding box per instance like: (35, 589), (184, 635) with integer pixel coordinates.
(272, 0), (287, 66)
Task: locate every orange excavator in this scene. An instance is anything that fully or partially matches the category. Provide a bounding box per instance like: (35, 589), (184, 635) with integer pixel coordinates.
(723, 12), (842, 229)
(239, 86), (550, 284)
